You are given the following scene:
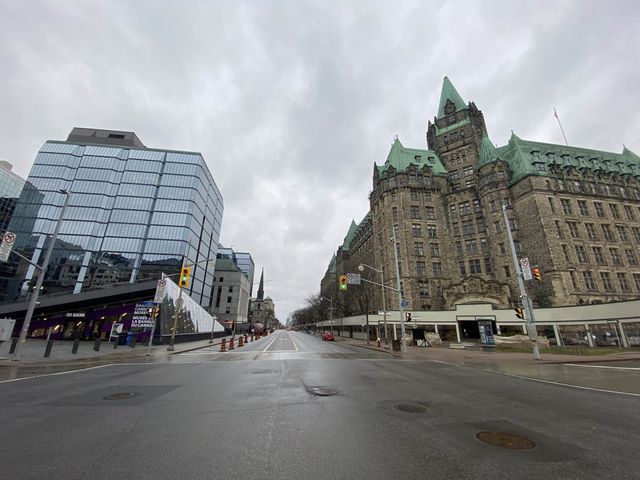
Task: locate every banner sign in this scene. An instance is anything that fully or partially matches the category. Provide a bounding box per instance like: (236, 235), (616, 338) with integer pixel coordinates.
(131, 301), (158, 328)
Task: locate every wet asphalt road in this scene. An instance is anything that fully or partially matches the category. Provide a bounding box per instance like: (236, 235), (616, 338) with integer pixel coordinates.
(1, 330), (639, 480)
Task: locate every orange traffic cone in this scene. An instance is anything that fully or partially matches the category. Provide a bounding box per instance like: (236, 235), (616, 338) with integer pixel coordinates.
(229, 338), (235, 350)
(220, 338), (227, 352)
(238, 336), (244, 347)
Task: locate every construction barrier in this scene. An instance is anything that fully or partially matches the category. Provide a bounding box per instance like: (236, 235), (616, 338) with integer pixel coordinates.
(229, 338), (235, 351)
(220, 338), (226, 352)
(238, 336), (244, 348)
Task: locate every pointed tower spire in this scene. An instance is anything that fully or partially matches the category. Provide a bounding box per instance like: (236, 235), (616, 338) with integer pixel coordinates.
(437, 76), (466, 118)
(479, 132), (498, 167)
(257, 268), (264, 300)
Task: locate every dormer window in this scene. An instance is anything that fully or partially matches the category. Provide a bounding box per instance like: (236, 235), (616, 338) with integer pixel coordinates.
(414, 155), (422, 162)
(547, 153), (556, 163)
(535, 162), (547, 172)
(531, 151), (540, 160)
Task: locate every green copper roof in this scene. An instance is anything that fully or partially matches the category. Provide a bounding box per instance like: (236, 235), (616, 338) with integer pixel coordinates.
(341, 219), (359, 252)
(495, 133), (640, 185)
(341, 211), (372, 252)
(437, 76), (466, 118)
(479, 132), (498, 167)
(375, 138), (447, 177)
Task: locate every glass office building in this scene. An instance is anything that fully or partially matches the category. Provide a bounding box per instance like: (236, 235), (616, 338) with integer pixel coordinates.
(0, 160), (26, 232)
(4, 128), (224, 307)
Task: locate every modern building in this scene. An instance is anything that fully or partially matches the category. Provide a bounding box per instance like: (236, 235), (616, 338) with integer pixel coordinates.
(0, 160), (26, 232)
(3, 127), (224, 308)
(210, 246), (253, 327)
(249, 269), (276, 329)
(322, 77), (640, 318)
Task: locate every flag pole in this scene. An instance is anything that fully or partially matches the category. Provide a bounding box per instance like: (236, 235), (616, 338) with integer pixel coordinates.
(554, 108), (569, 146)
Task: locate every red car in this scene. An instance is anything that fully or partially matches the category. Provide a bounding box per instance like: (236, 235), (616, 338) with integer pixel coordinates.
(322, 331), (335, 341)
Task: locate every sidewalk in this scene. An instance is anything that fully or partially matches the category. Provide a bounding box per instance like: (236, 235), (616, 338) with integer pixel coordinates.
(338, 335), (640, 366)
(0, 334), (239, 366)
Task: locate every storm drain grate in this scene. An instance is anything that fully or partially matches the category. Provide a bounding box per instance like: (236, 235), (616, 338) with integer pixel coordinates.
(394, 404), (427, 414)
(308, 387), (337, 396)
(103, 392), (139, 401)
(476, 431), (536, 450)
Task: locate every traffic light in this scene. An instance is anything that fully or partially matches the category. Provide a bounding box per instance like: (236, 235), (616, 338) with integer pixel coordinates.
(531, 267), (542, 282)
(339, 274), (348, 291)
(179, 266), (191, 287)
(515, 307), (524, 319)
(151, 306), (160, 318)
(406, 312), (412, 322)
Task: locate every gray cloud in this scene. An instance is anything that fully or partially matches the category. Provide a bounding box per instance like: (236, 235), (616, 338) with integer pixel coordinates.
(1, 0), (639, 321)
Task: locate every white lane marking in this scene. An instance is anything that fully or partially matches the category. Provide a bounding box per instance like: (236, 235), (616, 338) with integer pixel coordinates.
(564, 364), (640, 371)
(0, 363), (115, 384)
(429, 359), (640, 397)
(262, 333), (281, 352)
(287, 331), (299, 352)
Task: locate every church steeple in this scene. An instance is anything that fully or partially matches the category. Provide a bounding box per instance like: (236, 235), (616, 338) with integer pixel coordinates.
(257, 268), (264, 300)
(437, 76), (467, 118)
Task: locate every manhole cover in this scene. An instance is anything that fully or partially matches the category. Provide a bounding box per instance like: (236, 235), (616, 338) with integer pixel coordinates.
(103, 392), (139, 400)
(308, 387), (337, 396)
(394, 404), (427, 414)
(476, 431), (536, 450)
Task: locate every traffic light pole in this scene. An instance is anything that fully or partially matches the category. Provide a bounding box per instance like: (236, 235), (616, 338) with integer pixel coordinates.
(502, 205), (541, 360)
(391, 227), (407, 353)
(167, 286), (183, 351)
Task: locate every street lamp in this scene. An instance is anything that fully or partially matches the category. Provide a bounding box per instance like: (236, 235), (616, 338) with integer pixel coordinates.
(13, 189), (71, 361)
(210, 315), (217, 343)
(391, 226), (408, 353)
(358, 263), (388, 348)
(320, 296), (333, 336)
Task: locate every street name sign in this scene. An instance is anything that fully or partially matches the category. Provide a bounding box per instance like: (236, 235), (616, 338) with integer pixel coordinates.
(346, 273), (361, 285)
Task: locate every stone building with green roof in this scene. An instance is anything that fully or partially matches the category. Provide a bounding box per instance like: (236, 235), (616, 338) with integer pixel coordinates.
(322, 77), (640, 338)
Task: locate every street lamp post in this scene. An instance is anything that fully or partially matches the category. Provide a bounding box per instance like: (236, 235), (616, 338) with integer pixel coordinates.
(13, 190), (71, 361)
(391, 226), (408, 353)
(358, 263), (388, 348)
(210, 315), (217, 343)
(320, 296), (333, 336)
(503, 204), (541, 360)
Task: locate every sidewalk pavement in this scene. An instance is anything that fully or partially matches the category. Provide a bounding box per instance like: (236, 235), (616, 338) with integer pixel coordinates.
(338, 335), (640, 366)
(0, 334), (241, 366)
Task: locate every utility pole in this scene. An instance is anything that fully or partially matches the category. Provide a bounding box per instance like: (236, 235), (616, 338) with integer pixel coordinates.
(502, 204), (541, 360)
(391, 226), (407, 353)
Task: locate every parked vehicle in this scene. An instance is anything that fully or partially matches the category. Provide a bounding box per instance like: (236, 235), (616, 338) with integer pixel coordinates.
(322, 331), (335, 341)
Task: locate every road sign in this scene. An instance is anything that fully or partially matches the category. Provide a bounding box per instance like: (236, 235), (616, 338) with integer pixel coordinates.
(401, 299), (409, 308)
(346, 273), (361, 285)
(153, 278), (167, 303)
(0, 231), (16, 262)
(520, 257), (532, 281)
(110, 322), (124, 338)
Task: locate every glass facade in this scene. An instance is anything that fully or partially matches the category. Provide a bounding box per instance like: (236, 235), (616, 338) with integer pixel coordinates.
(4, 138), (223, 308)
(0, 161), (26, 232)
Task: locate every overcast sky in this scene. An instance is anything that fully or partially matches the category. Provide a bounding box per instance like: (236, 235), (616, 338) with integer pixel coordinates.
(1, 0), (639, 322)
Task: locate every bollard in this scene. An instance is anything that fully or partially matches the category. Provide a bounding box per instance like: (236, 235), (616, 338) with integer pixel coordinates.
(72, 337), (80, 354)
(44, 339), (54, 358)
(244, 334), (248, 344)
(130, 335), (137, 348)
(9, 337), (18, 354)
(220, 338), (226, 352)
(93, 338), (101, 352)
(250, 334), (254, 342)
(229, 338), (235, 351)
(113, 337), (118, 349)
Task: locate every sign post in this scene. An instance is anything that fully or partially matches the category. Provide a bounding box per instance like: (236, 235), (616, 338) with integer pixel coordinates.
(0, 231), (16, 263)
(519, 257), (532, 281)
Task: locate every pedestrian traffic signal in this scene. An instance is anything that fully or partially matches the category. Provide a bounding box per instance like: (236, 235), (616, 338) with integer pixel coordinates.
(339, 274), (348, 291)
(531, 267), (541, 282)
(179, 266), (191, 287)
(406, 312), (412, 322)
(515, 307), (524, 319)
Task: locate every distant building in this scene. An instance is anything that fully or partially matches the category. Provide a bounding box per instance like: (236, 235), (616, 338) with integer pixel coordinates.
(323, 77), (640, 316)
(210, 246), (253, 326)
(249, 269), (275, 329)
(3, 127), (224, 307)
